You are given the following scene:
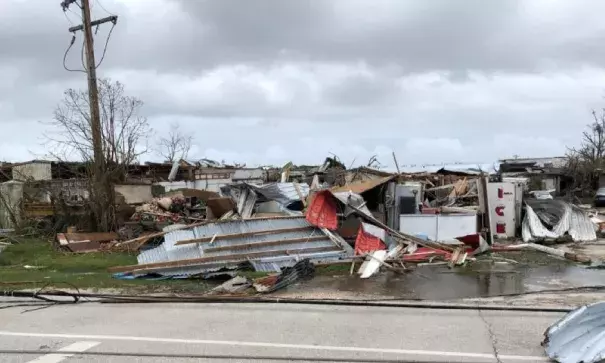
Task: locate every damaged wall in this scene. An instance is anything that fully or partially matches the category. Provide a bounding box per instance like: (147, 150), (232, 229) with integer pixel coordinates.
(12, 161), (52, 181)
(0, 180), (23, 229)
(156, 179), (232, 193)
(232, 168), (265, 184)
(114, 184), (153, 205)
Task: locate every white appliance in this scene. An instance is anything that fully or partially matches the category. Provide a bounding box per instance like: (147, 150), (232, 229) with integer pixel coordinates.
(399, 214), (477, 242)
(487, 182), (522, 239)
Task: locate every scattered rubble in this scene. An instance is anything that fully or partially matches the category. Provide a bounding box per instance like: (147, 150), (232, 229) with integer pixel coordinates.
(2, 155), (603, 297)
(253, 259), (315, 293)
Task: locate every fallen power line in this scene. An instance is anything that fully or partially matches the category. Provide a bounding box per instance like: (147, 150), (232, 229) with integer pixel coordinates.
(0, 289), (573, 313)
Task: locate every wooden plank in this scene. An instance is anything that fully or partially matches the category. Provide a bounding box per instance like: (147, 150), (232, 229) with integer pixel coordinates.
(64, 232), (118, 242)
(56, 233), (69, 246)
(108, 245), (342, 273)
(293, 182), (307, 207)
(114, 220), (209, 248)
(203, 236), (328, 253)
(175, 226), (313, 246)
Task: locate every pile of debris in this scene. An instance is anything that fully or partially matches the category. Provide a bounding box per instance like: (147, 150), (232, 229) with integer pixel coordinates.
(130, 194), (205, 225)
(42, 160), (605, 297)
(108, 176), (488, 284)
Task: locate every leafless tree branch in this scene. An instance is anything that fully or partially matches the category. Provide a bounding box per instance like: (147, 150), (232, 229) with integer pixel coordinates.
(156, 122), (193, 163)
(42, 78), (152, 231)
(565, 108), (605, 193)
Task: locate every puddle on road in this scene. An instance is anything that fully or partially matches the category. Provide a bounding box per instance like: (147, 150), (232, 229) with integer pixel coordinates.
(284, 251), (605, 300)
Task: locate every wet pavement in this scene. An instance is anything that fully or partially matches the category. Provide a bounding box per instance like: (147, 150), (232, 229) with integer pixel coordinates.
(279, 251), (605, 300)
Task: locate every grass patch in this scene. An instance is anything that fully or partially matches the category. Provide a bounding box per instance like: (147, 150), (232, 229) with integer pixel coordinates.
(0, 238), (212, 293)
(316, 263), (354, 274)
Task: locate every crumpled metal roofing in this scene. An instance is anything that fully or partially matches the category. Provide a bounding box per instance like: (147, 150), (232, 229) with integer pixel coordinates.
(222, 182), (310, 208)
(135, 216), (353, 276)
(543, 301), (605, 363)
(248, 182), (310, 207)
(522, 201), (596, 243)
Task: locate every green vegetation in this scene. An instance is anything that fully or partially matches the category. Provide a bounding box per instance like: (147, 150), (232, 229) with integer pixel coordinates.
(0, 238), (352, 293)
(0, 238), (211, 293)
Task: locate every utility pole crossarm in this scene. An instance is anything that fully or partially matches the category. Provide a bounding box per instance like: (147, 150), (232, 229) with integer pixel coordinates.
(68, 15), (118, 33)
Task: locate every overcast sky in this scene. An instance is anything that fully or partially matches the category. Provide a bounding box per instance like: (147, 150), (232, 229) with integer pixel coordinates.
(1, 0), (605, 170)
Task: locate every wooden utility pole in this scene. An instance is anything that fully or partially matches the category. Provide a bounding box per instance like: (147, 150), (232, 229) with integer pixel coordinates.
(61, 0), (118, 230)
(81, 0), (104, 178)
(62, 0), (117, 177)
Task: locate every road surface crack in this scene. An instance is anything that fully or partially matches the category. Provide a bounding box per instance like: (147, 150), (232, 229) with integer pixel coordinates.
(477, 308), (503, 363)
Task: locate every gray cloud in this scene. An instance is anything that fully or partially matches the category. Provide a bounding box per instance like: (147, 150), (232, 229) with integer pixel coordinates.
(1, 0), (604, 168)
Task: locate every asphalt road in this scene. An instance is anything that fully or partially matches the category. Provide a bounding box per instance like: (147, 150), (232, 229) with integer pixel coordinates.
(0, 301), (561, 362)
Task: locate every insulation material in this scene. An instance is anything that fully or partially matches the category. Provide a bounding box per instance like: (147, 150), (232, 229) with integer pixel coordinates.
(305, 191), (338, 230)
(354, 222), (387, 255)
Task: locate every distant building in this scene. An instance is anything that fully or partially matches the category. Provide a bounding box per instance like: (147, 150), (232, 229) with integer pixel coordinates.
(498, 157), (570, 194)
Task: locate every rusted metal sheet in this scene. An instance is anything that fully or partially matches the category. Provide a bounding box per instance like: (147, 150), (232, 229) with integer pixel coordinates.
(331, 175), (396, 195)
(65, 240), (102, 253)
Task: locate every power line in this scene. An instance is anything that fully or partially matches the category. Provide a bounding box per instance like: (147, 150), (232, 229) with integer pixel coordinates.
(62, 35), (86, 73)
(94, 19), (117, 68)
(81, 36), (87, 71)
(63, 10), (75, 25)
(67, 7), (82, 20)
(95, 0), (116, 16)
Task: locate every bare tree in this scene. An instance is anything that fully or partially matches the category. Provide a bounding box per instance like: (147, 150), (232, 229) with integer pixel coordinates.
(45, 78), (152, 231)
(566, 109), (605, 192)
(157, 122), (193, 163)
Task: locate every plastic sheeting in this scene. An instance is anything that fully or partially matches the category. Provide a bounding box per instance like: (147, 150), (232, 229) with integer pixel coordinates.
(522, 200), (596, 243)
(543, 301), (605, 363)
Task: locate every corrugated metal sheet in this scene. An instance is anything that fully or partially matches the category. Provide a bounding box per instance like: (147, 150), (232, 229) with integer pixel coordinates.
(132, 216), (352, 276)
(543, 301), (605, 363)
(331, 175), (395, 195)
(236, 188), (257, 218)
(249, 183), (309, 206)
(522, 202), (596, 242)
